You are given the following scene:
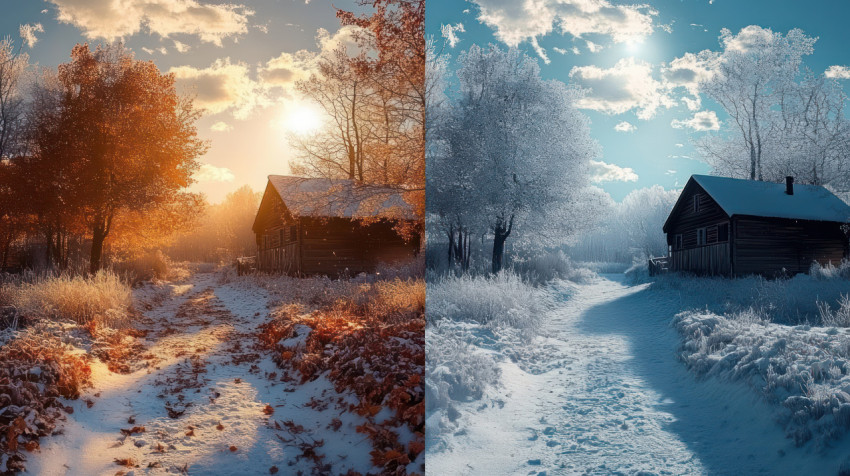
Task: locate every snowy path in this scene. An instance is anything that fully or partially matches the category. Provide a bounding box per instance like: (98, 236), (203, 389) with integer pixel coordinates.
(428, 274), (844, 475)
(24, 272), (373, 475)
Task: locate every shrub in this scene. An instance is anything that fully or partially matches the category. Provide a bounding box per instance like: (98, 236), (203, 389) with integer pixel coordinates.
(509, 250), (596, 285)
(111, 250), (171, 282)
(10, 272), (131, 328)
(810, 260), (850, 281)
(426, 271), (551, 333)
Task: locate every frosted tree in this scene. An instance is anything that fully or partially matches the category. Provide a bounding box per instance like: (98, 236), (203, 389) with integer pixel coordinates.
(775, 73), (850, 192)
(436, 45), (598, 272)
(698, 27), (815, 181)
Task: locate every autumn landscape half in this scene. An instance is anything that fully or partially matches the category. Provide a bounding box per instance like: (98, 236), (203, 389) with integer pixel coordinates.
(0, 0), (424, 474)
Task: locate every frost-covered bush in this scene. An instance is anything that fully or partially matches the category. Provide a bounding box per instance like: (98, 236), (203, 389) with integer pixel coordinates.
(810, 260), (850, 281)
(509, 250), (596, 285)
(426, 272), (552, 333)
(652, 272), (850, 325)
(675, 310), (850, 448)
(426, 323), (500, 412)
(818, 294), (850, 328)
(6, 272), (131, 328)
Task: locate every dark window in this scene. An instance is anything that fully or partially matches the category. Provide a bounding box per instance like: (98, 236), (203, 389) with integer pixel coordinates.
(289, 225), (297, 242)
(675, 234), (683, 249)
(718, 223), (729, 242)
(697, 228), (706, 245)
(279, 229), (284, 245)
(693, 194), (701, 213)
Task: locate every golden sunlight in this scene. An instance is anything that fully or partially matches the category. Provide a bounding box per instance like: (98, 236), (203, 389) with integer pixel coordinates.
(282, 102), (323, 135)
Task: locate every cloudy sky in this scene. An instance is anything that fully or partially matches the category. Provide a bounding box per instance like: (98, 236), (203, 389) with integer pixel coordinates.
(430, 0), (850, 200)
(2, 0), (366, 202)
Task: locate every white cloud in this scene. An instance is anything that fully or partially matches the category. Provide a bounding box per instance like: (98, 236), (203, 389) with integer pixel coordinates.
(589, 160), (638, 183)
(46, 0), (253, 46)
(173, 40), (190, 53)
(614, 121), (636, 132)
(570, 58), (674, 119)
(441, 23), (465, 48)
(720, 25), (775, 53)
(210, 121), (233, 132)
(585, 40), (603, 53)
(316, 25), (370, 58)
(19, 23), (44, 48)
(662, 51), (718, 96)
(553, 47), (568, 55)
(671, 110), (720, 131)
(196, 163), (235, 182)
(825, 65), (850, 79)
(572, 46), (580, 55)
(675, 143), (684, 147)
(171, 58), (267, 119)
(259, 51), (314, 88)
(470, 0), (656, 61)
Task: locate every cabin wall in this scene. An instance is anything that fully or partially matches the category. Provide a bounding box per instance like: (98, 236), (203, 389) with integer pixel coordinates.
(666, 182), (733, 275)
(300, 218), (418, 277)
(732, 216), (848, 277)
(254, 185), (302, 273)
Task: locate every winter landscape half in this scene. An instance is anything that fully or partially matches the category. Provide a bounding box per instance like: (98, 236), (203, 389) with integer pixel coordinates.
(426, 0), (850, 475)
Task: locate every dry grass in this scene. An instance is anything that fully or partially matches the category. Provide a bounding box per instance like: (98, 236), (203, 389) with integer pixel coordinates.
(3, 271), (132, 328)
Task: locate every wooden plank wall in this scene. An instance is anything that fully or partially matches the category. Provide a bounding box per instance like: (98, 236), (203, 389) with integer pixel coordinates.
(666, 182), (730, 248)
(258, 242), (299, 274)
(670, 242), (731, 276)
(733, 216), (847, 276)
(299, 217), (418, 277)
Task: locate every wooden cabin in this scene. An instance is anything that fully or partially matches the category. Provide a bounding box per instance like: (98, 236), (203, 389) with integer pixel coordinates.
(251, 175), (420, 276)
(662, 175), (850, 277)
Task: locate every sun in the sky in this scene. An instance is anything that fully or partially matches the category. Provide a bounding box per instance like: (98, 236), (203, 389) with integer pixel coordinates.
(282, 101), (324, 135)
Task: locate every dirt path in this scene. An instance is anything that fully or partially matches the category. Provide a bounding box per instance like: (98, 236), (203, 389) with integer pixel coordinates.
(25, 272), (373, 475)
(428, 275), (842, 475)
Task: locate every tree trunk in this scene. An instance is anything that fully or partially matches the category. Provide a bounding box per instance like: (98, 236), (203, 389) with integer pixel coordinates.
(90, 223), (105, 275)
(89, 212), (112, 275)
(491, 215), (514, 274)
(447, 225), (454, 268)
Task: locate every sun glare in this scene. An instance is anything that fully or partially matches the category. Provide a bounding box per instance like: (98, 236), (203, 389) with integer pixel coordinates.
(283, 103), (323, 135)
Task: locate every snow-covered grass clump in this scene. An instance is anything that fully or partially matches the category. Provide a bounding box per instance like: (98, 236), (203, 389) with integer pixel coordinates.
(426, 270), (559, 446)
(2, 272), (132, 328)
(652, 269), (850, 325)
(426, 271), (552, 332)
(675, 309), (850, 447)
(510, 250), (597, 285)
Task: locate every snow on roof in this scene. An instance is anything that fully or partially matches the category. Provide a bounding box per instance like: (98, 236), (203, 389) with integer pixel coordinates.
(267, 175), (415, 219)
(692, 174), (850, 223)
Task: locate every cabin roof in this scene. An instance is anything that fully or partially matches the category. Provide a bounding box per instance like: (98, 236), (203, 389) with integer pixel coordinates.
(265, 175), (415, 220)
(691, 174), (850, 223)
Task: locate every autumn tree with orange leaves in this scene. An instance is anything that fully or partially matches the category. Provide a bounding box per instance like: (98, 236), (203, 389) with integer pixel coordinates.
(30, 44), (206, 273)
(291, 0), (424, 227)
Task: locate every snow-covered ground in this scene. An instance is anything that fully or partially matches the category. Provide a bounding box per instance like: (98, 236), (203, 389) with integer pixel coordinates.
(427, 274), (850, 475)
(24, 271), (376, 475)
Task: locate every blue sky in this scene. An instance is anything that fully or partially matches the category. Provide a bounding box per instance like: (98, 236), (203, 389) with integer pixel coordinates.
(1, 0), (366, 202)
(428, 0), (850, 200)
